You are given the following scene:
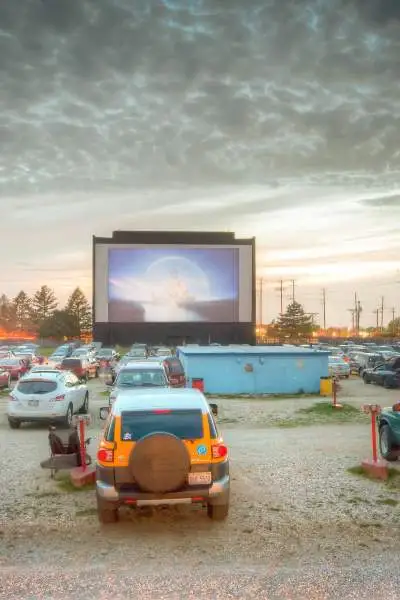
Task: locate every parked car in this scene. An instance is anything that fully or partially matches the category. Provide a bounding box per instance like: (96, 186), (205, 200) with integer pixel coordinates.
(351, 352), (384, 376)
(378, 401), (400, 461)
(0, 368), (11, 389)
(150, 346), (174, 357)
(125, 347), (147, 361)
(96, 348), (119, 369)
(107, 361), (169, 404)
(0, 357), (29, 380)
(60, 357), (98, 381)
(363, 358), (400, 389)
(6, 370), (89, 429)
(48, 350), (69, 367)
(328, 356), (350, 378)
(147, 356), (186, 387)
(96, 388), (227, 523)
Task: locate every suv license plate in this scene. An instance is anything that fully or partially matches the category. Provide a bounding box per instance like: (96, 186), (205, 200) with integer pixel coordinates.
(28, 399), (39, 407)
(188, 472), (212, 486)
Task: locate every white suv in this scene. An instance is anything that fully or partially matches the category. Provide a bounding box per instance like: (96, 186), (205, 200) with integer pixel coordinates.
(7, 371), (89, 429)
(107, 361), (169, 405)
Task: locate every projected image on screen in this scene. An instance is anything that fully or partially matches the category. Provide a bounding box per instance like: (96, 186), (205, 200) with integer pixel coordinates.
(108, 248), (239, 322)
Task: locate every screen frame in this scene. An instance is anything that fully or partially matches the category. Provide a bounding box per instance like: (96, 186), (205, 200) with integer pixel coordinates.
(93, 235), (256, 326)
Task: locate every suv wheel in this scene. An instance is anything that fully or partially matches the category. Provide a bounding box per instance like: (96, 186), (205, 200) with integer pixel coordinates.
(363, 374), (370, 384)
(383, 378), (391, 389)
(97, 496), (118, 524)
(379, 424), (398, 462)
(64, 403), (73, 428)
(79, 392), (89, 414)
(8, 417), (21, 429)
(207, 502), (229, 521)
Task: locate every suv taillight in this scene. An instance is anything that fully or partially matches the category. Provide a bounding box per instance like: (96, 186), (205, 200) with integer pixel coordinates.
(55, 395), (65, 401)
(97, 448), (114, 462)
(212, 443), (228, 459)
(8, 394), (16, 401)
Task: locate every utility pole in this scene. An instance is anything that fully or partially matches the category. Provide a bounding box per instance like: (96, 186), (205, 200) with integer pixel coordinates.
(275, 280), (286, 314)
(322, 288), (326, 330)
(373, 308), (379, 331)
(259, 278), (263, 326)
(391, 307), (396, 335)
(291, 280), (295, 303)
(380, 296), (384, 330)
(348, 308), (355, 331)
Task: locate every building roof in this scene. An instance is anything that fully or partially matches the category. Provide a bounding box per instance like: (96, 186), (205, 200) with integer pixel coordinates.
(177, 345), (329, 357)
(111, 387), (208, 415)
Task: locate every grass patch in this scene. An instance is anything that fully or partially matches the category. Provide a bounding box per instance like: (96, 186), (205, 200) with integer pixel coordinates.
(56, 473), (95, 493)
(206, 393), (319, 401)
(27, 491), (60, 498)
(347, 465), (400, 489)
(76, 508), (97, 517)
(270, 401), (366, 428)
(39, 347), (57, 357)
(377, 498), (398, 507)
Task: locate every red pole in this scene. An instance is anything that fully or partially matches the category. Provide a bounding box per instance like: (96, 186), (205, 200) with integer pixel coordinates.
(79, 418), (86, 471)
(371, 412), (377, 463)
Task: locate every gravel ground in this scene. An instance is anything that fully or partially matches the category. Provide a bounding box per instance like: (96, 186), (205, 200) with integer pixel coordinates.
(0, 377), (399, 599)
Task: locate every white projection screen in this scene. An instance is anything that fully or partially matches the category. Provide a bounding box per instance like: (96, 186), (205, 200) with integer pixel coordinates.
(94, 243), (253, 324)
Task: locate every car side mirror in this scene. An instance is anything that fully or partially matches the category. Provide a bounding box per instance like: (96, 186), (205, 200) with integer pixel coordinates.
(209, 403), (218, 416)
(99, 406), (110, 420)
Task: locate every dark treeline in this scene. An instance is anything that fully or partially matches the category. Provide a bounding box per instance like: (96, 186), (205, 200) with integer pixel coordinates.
(0, 286), (91, 339)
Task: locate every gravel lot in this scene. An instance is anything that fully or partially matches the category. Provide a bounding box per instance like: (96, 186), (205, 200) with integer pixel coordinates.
(0, 377), (399, 599)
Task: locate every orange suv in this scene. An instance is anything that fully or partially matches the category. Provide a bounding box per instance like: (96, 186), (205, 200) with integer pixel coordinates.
(96, 388), (229, 523)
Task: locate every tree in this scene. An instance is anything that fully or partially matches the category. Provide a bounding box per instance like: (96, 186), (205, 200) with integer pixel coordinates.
(387, 317), (400, 336)
(39, 310), (80, 339)
(32, 285), (58, 325)
(12, 291), (33, 331)
(0, 294), (15, 331)
(275, 301), (314, 342)
(65, 287), (92, 336)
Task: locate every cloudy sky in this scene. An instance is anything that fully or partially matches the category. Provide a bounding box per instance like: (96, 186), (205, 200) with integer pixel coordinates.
(1, 0), (399, 327)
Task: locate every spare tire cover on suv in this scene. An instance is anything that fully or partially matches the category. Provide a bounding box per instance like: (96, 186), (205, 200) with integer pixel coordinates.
(129, 432), (190, 493)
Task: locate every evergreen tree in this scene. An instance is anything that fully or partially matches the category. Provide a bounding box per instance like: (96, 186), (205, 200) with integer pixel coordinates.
(12, 291), (33, 331)
(39, 310), (80, 339)
(386, 317), (400, 336)
(32, 285), (58, 324)
(0, 294), (14, 331)
(65, 287), (92, 336)
(275, 301), (313, 342)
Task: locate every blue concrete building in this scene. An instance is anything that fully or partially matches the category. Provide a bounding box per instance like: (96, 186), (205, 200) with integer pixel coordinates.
(177, 345), (329, 395)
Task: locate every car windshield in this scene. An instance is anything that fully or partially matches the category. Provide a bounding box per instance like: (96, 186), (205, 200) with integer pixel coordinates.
(120, 409), (203, 441)
(128, 350), (146, 357)
(17, 380), (58, 394)
(116, 369), (167, 387)
(98, 349), (113, 356)
(0, 359), (18, 365)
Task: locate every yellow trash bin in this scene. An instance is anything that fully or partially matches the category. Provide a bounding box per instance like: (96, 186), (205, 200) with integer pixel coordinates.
(320, 376), (332, 396)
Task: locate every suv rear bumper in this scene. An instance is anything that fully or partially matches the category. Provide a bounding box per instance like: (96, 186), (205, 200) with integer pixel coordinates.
(96, 474), (230, 507)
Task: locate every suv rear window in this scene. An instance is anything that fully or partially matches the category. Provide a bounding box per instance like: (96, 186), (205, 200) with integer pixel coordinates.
(120, 410), (203, 441)
(62, 359), (81, 367)
(17, 380), (58, 394)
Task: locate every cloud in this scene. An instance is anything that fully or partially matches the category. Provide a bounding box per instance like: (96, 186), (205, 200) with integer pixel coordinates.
(1, 0), (400, 324)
